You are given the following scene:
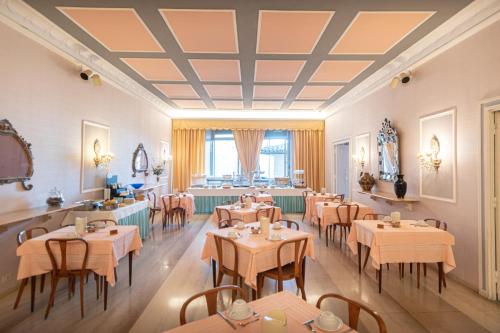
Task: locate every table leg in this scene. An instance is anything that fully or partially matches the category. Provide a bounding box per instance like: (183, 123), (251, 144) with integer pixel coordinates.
(30, 276), (36, 312)
(438, 262), (443, 294)
(104, 279), (108, 311)
(302, 257), (306, 282)
(211, 258), (216, 288)
(357, 242), (362, 274)
(378, 264), (382, 293)
(318, 218), (321, 239)
(129, 251), (133, 287)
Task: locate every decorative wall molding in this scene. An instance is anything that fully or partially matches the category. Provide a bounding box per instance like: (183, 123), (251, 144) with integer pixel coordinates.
(0, 0), (173, 118)
(324, 0), (500, 119)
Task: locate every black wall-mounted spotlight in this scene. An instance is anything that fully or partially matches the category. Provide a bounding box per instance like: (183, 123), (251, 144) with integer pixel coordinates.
(80, 69), (92, 80)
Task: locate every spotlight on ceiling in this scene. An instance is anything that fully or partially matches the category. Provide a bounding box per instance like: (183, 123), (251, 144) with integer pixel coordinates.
(390, 70), (413, 89)
(91, 74), (102, 86)
(80, 69), (92, 81)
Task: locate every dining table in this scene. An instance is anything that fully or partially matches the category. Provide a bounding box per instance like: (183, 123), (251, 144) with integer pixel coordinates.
(304, 193), (339, 224)
(163, 291), (356, 333)
(210, 203), (282, 225)
(315, 201), (373, 241)
(201, 222), (314, 290)
(16, 225), (142, 286)
(347, 219), (456, 293)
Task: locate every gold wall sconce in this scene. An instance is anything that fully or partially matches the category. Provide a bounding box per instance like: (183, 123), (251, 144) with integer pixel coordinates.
(417, 134), (442, 172)
(93, 139), (113, 168)
(353, 146), (366, 168)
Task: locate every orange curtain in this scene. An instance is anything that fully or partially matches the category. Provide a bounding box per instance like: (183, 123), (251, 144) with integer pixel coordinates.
(233, 129), (265, 178)
(172, 128), (205, 191)
(292, 129), (325, 192)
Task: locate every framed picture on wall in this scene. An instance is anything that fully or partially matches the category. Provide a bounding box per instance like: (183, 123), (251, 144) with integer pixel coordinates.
(419, 108), (456, 202)
(81, 120), (110, 193)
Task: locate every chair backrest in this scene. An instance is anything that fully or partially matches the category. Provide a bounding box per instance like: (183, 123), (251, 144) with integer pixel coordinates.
(336, 203), (360, 225)
(17, 227), (48, 246)
(215, 208), (242, 228)
(276, 219), (300, 231)
(333, 194), (345, 202)
(214, 235), (239, 275)
(262, 200), (275, 206)
(363, 213), (386, 220)
(87, 219), (117, 226)
(248, 195), (257, 203)
(256, 207), (275, 222)
(161, 194), (181, 211)
(276, 237), (308, 279)
(147, 191), (158, 209)
(316, 293), (387, 333)
(179, 285), (247, 325)
(424, 218), (448, 231)
(302, 190), (312, 205)
(45, 238), (89, 277)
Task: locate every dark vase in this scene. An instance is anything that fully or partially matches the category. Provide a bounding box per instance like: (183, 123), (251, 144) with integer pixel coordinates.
(394, 174), (407, 199)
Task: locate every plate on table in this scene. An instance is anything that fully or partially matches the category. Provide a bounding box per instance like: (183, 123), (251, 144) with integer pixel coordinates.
(235, 225), (246, 230)
(314, 317), (343, 332)
(226, 307), (253, 321)
(272, 225), (283, 230)
(267, 236), (286, 241)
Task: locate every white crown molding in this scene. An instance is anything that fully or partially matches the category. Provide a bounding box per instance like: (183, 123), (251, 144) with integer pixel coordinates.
(0, 0), (174, 118)
(323, 0), (500, 119)
(168, 109), (325, 120)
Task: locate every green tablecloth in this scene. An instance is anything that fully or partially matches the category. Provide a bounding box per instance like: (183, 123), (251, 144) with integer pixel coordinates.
(194, 196), (304, 214)
(117, 208), (149, 239)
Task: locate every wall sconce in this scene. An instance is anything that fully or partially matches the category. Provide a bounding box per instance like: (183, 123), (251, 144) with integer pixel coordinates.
(352, 146), (366, 168)
(417, 134), (442, 172)
(390, 70), (413, 89)
(93, 139), (114, 168)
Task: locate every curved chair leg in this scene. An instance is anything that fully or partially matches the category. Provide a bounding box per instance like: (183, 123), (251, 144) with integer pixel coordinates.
(13, 278), (28, 310)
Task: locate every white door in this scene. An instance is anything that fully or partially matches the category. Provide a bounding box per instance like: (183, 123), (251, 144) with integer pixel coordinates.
(494, 111), (500, 299)
(334, 142), (350, 197)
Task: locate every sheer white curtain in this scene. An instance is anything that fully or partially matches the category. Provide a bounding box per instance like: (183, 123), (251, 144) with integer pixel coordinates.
(232, 129), (265, 179)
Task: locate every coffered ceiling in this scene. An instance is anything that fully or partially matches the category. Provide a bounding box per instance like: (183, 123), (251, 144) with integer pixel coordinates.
(23, 0), (473, 115)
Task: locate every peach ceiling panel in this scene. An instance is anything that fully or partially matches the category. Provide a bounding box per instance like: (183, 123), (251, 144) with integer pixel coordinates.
(154, 84), (199, 98)
(253, 85), (291, 99)
(331, 11), (434, 54)
(204, 85), (242, 99)
(296, 85), (342, 100)
(172, 100), (207, 109)
(58, 8), (163, 52)
(213, 100), (243, 109)
(255, 60), (306, 82)
(190, 59), (241, 82)
(289, 101), (324, 110)
(160, 9), (238, 53)
(309, 60), (373, 83)
(257, 10), (334, 54)
(121, 58), (185, 81)
(252, 101), (283, 110)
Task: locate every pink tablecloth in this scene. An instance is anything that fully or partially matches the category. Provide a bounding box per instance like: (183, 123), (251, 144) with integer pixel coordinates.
(304, 193), (338, 223)
(201, 222), (314, 288)
(315, 201), (373, 231)
(16, 225), (142, 286)
(347, 220), (456, 272)
(164, 292), (356, 333)
(210, 203), (282, 225)
(162, 194), (196, 220)
(242, 193), (273, 203)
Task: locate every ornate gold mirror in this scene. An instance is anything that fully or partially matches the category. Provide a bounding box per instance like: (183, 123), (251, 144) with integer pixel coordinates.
(0, 119), (34, 190)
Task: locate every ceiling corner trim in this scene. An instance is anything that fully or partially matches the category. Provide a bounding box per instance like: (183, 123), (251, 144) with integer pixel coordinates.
(323, 0), (500, 119)
(0, 0), (174, 118)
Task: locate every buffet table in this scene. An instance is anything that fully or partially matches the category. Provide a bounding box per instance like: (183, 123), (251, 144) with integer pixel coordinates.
(61, 200), (149, 239)
(188, 187), (308, 214)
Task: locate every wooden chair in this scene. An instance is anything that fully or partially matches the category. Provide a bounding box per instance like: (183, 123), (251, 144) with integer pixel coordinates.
(363, 213), (386, 220)
(326, 203), (359, 247)
(161, 195), (186, 229)
(179, 285), (247, 325)
(215, 207), (243, 228)
(256, 207), (275, 222)
(276, 219), (300, 231)
(44, 238), (91, 319)
(147, 191), (162, 224)
(13, 227), (49, 312)
(214, 235), (242, 300)
(414, 218), (448, 288)
(316, 293), (387, 333)
(301, 190), (313, 221)
(262, 200), (276, 206)
(257, 237), (308, 300)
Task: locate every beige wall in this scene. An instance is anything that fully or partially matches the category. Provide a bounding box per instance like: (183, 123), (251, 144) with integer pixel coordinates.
(0, 22), (171, 294)
(325, 19), (500, 289)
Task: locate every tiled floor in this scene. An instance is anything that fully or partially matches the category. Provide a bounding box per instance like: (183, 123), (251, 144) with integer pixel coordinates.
(1, 214), (499, 333)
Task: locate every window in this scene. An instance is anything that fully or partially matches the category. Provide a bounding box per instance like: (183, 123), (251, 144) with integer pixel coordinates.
(258, 131), (291, 179)
(205, 130), (291, 182)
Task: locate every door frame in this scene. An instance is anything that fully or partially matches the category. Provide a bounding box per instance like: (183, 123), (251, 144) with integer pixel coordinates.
(331, 138), (352, 199)
(480, 98), (500, 300)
